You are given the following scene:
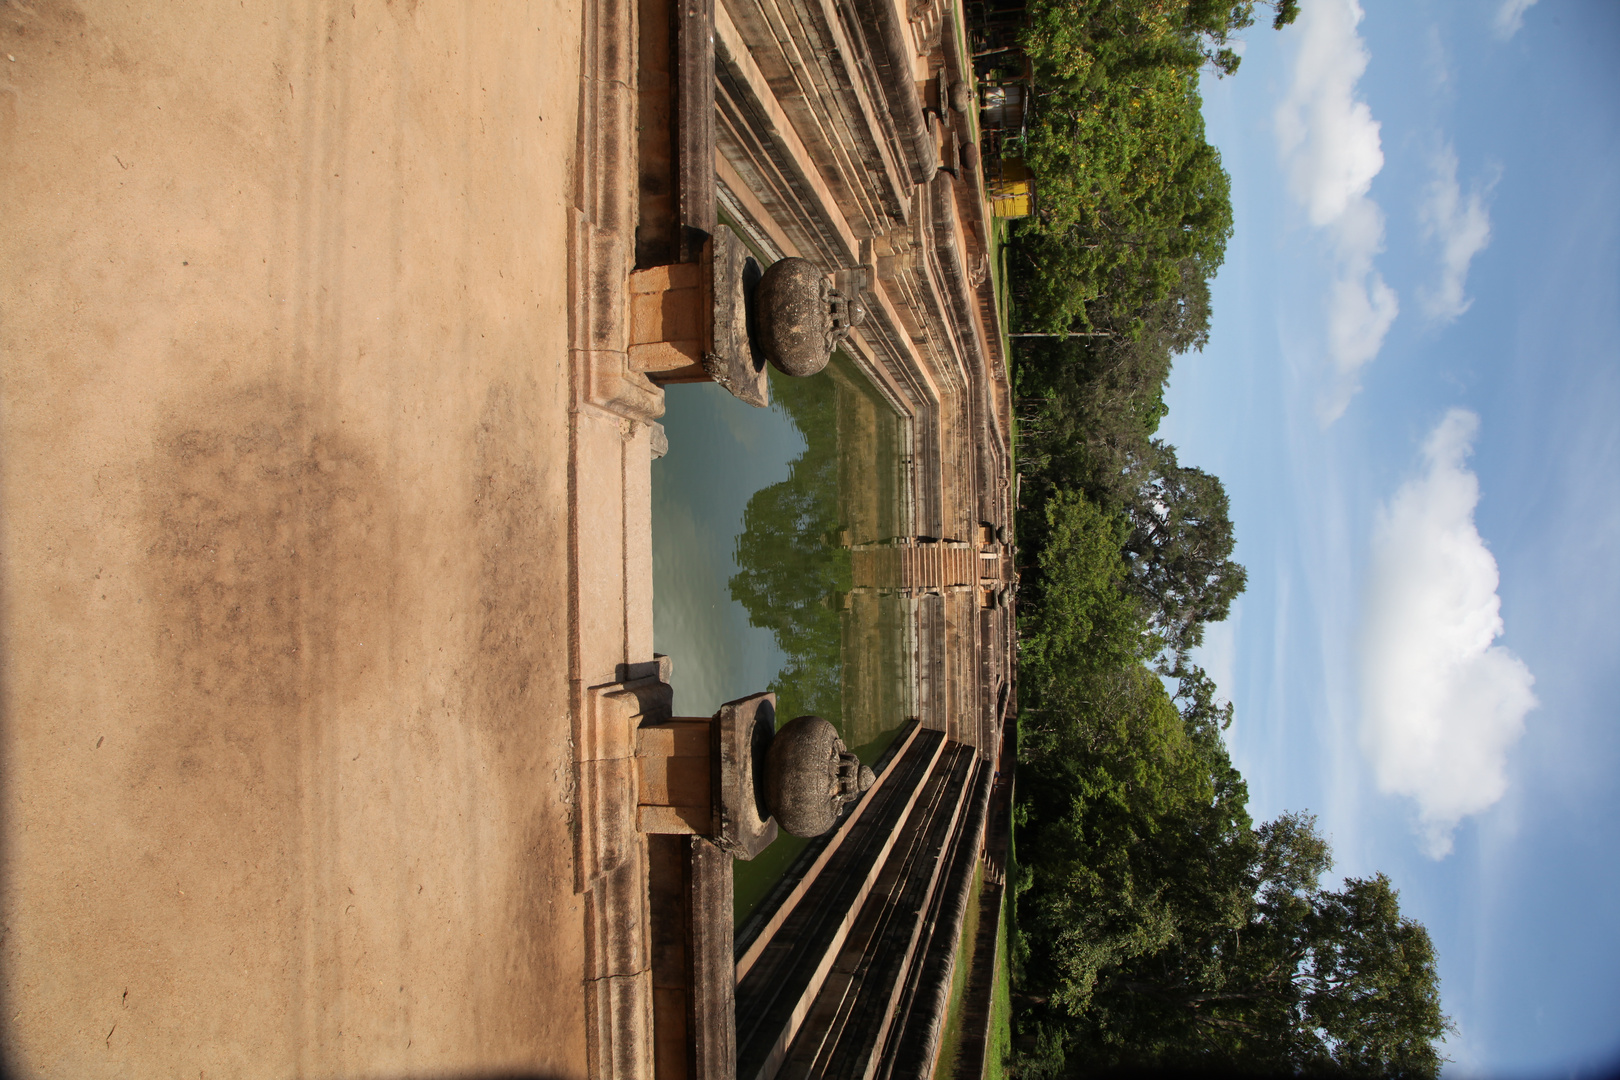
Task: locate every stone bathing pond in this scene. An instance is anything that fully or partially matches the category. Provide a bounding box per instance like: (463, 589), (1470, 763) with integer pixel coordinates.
(652, 351), (917, 927)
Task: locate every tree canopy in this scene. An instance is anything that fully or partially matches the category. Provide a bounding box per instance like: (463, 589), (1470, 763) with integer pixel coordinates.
(999, 0), (1445, 1074)
(1014, 636), (1452, 1076)
(1021, 816), (1451, 1078)
(1120, 441), (1247, 654)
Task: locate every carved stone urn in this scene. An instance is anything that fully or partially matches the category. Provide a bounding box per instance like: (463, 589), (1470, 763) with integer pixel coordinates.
(763, 715), (876, 838)
(753, 258), (867, 377)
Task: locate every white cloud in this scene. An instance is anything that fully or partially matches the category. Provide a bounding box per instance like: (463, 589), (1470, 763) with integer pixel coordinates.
(1418, 145), (1494, 323)
(1320, 200), (1399, 421)
(1493, 0), (1539, 39)
(1360, 409), (1537, 858)
(1274, 1), (1382, 229)
(1274, 0), (1397, 420)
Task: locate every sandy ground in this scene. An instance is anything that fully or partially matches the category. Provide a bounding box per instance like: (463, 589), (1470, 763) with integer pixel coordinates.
(0, 0), (589, 1075)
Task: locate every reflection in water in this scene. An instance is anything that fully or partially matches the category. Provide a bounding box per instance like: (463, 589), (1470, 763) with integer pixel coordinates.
(652, 353), (913, 925)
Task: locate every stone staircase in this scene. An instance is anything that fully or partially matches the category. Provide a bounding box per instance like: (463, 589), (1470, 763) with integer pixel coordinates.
(850, 538), (979, 594)
(733, 725), (993, 1080)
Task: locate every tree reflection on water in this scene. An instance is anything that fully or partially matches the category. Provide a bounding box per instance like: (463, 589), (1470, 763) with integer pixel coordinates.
(728, 362), (851, 731)
(725, 353), (914, 925)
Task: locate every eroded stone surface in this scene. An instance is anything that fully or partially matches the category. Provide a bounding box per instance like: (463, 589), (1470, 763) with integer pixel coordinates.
(764, 715), (876, 838)
(715, 693), (780, 859)
(754, 258), (867, 377)
(0, 2), (588, 1073)
(701, 229), (770, 405)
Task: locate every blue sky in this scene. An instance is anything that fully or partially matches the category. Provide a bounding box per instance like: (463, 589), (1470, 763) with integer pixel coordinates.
(1157, 1), (1620, 1075)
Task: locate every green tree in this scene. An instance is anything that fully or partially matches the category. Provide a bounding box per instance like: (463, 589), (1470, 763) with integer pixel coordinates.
(1014, 441), (1246, 661)
(1119, 441), (1247, 655)
(1183, 0), (1302, 75)
(1016, 490), (1151, 725)
(1013, 66), (1233, 336)
(1057, 819), (1452, 1078)
(1021, 0), (1300, 86)
(1013, 258), (1212, 515)
(1018, 663), (1221, 1016)
(1000, 4), (1445, 1073)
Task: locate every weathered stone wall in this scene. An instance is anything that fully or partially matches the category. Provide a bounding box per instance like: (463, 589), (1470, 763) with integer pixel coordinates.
(0, 1), (589, 1075)
(709, 0), (1014, 748)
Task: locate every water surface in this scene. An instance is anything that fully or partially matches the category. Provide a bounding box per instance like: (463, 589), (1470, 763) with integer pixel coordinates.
(652, 353), (914, 924)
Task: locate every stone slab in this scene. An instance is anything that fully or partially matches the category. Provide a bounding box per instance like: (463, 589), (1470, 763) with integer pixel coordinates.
(0, 1), (590, 1075)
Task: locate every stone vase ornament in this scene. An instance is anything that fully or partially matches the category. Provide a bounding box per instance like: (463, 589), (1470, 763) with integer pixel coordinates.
(949, 79), (973, 114)
(753, 258), (867, 377)
(763, 715), (876, 838)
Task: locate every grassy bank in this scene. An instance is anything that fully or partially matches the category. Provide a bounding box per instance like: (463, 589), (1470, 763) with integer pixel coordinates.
(935, 862), (985, 1078)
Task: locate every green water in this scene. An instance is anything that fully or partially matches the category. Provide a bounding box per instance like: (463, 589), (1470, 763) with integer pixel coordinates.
(651, 352), (914, 926)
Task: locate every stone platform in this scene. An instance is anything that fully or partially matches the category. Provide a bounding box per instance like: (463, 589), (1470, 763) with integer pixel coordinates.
(567, 0), (1017, 1068)
(0, 0), (1015, 1072)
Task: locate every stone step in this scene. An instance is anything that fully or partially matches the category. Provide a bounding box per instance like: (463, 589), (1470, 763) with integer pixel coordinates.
(772, 745), (980, 1080)
(735, 728), (949, 1080)
(880, 756), (994, 1080)
(938, 729), (1018, 1080)
(735, 720), (925, 973)
(850, 539), (978, 592)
